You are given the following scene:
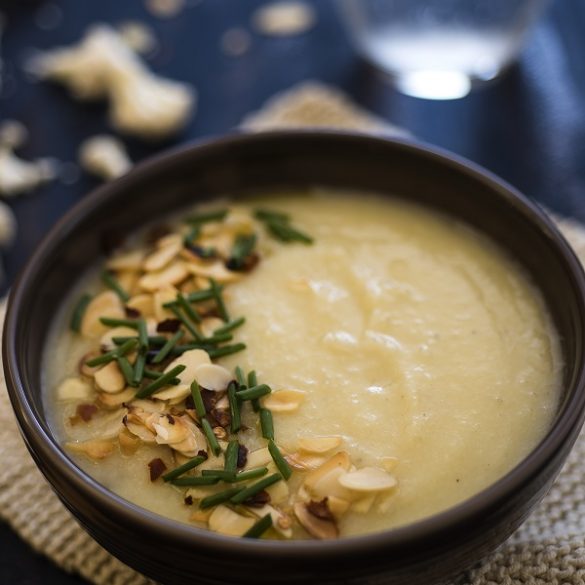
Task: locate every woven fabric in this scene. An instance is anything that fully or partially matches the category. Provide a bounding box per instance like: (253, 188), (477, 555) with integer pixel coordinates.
(1, 82), (585, 584)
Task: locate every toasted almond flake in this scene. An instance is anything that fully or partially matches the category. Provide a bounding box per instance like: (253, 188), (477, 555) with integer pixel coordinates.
(247, 504), (292, 538)
(94, 360), (126, 394)
(153, 414), (207, 457)
(130, 399), (166, 414)
(265, 477), (289, 504)
(117, 270), (139, 295)
(304, 452), (354, 501)
(327, 495), (351, 518)
(139, 261), (188, 291)
(298, 436), (342, 454)
(286, 452), (328, 471)
(81, 290), (125, 337)
(164, 349), (211, 385)
(57, 377), (92, 401)
(106, 249), (145, 271)
(143, 234), (182, 272)
(153, 285), (179, 321)
(208, 505), (255, 537)
(293, 502), (338, 540)
(244, 447), (272, 470)
(184, 259), (242, 284)
(66, 439), (115, 460)
(338, 467), (398, 493)
(152, 384), (190, 402)
(193, 363), (232, 392)
(200, 317), (224, 338)
(124, 417), (157, 443)
(380, 457), (399, 473)
(127, 293), (155, 317)
(79, 351), (102, 377)
(118, 427), (141, 455)
(190, 509), (212, 523)
(98, 387), (135, 408)
(100, 325), (137, 351)
(262, 389), (306, 413)
(351, 494), (376, 514)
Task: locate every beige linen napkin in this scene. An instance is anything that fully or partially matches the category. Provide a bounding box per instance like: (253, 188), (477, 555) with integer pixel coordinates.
(2, 82), (585, 584)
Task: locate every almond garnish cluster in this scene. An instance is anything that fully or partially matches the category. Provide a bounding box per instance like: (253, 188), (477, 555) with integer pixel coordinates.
(58, 205), (398, 539)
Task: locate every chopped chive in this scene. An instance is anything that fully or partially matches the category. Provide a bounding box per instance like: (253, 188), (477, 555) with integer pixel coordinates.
(228, 381), (241, 433)
(201, 469), (236, 482)
(184, 209), (228, 225)
(190, 381), (206, 418)
(247, 371), (257, 387)
(170, 305), (204, 342)
(260, 409), (274, 440)
(163, 287), (220, 308)
(200, 487), (243, 510)
(207, 343), (246, 359)
(162, 455), (207, 482)
(214, 317), (245, 336)
(228, 233), (257, 269)
(85, 338), (138, 367)
(201, 418), (222, 456)
(177, 292), (201, 323)
(152, 329), (184, 364)
(235, 366), (246, 388)
(254, 209), (290, 222)
(99, 317), (139, 328)
(202, 332), (233, 345)
(144, 368), (180, 384)
(135, 365), (186, 399)
(233, 467), (268, 482)
(70, 294), (92, 332)
(183, 225), (201, 246)
(210, 278), (229, 322)
(243, 514), (273, 539)
(113, 335), (167, 346)
(230, 473), (282, 505)
(268, 440), (292, 480)
(224, 440), (239, 473)
(237, 384), (271, 401)
(132, 351), (147, 385)
(137, 319), (149, 348)
(116, 338), (140, 356)
(117, 356), (136, 387)
(101, 270), (130, 302)
(266, 220), (314, 245)
(170, 476), (220, 487)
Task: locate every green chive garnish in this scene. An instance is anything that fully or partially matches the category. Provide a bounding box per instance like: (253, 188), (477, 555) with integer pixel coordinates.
(190, 381), (206, 418)
(135, 365), (186, 399)
(266, 221), (314, 244)
(210, 278), (229, 322)
(214, 317), (245, 336)
(101, 270), (130, 302)
(243, 514), (273, 539)
(132, 351), (146, 385)
(228, 381), (241, 433)
(143, 368), (180, 383)
(162, 455), (208, 482)
(237, 384), (271, 401)
(233, 467), (268, 482)
(201, 469), (236, 482)
(203, 332), (233, 345)
(113, 335), (166, 346)
(152, 329), (184, 364)
(260, 409), (274, 440)
(117, 355), (135, 386)
(201, 418), (221, 456)
(85, 338), (138, 367)
(177, 292), (201, 323)
(170, 305), (204, 342)
(230, 474), (282, 505)
(171, 476), (220, 487)
(224, 440), (239, 473)
(183, 225), (201, 246)
(70, 294), (92, 332)
(207, 343), (246, 359)
(184, 209), (228, 225)
(137, 319), (149, 348)
(254, 209), (290, 222)
(235, 366), (246, 388)
(247, 370), (257, 387)
(268, 440), (292, 480)
(200, 487), (243, 510)
(99, 317), (139, 328)
(229, 233), (257, 269)
(162, 287), (220, 308)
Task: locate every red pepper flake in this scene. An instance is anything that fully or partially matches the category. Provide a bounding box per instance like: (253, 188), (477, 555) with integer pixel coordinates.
(166, 414), (175, 425)
(157, 319), (182, 333)
(184, 495), (194, 506)
(148, 458), (168, 482)
(197, 450), (209, 460)
(243, 490), (271, 508)
(125, 306), (141, 319)
(201, 389), (217, 413)
(76, 403), (98, 423)
(307, 498), (335, 522)
(237, 444), (248, 469)
(211, 407), (231, 429)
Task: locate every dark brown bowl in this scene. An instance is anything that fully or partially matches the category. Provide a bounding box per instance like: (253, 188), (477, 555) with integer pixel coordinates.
(4, 131), (585, 585)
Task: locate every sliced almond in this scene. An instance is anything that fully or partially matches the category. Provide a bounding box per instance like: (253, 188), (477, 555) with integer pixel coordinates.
(304, 452), (354, 501)
(130, 399), (166, 414)
(327, 495), (351, 518)
(98, 387), (135, 408)
(184, 259), (242, 284)
(139, 261), (189, 292)
(152, 384), (191, 402)
(293, 502), (338, 540)
(94, 360), (126, 394)
(81, 291), (125, 338)
(79, 352), (102, 378)
(265, 477), (289, 504)
(124, 416), (157, 443)
(208, 505), (255, 536)
(164, 349), (211, 385)
(351, 494), (376, 514)
(380, 457), (399, 473)
(200, 317), (224, 338)
(298, 436), (342, 454)
(247, 504), (292, 538)
(92, 407), (128, 439)
(57, 377), (92, 401)
(153, 285), (179, 321)
(262, 389), (306, 413)
(286, 452), (328, 471)
(117, 271), (139, 296)
(190, 509), (212, 524)
(118, 427), (141, 455)
(100, 326), (137, 351)
(193, 363), (233, 392)
(143, 234), (183, 272)
(338, 467), (397, 493)
(127, 294), (155, 317)
(106, 249), (145, 271)
(245, 447), (272, 470)
(66, 439), (115, 460)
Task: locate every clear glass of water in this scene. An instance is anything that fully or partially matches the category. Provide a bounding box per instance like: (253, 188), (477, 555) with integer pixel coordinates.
(339, 0), (549, 99)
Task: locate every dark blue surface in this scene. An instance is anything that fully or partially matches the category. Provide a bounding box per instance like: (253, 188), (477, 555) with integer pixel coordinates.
(1, 0), (584, 583)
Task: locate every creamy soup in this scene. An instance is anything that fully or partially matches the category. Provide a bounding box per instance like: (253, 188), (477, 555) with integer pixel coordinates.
(44, 191), (561, 539)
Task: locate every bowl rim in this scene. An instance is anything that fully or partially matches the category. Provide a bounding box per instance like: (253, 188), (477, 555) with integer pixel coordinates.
(4, 128), (585, 560)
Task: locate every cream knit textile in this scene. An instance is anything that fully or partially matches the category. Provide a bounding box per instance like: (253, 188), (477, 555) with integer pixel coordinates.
(2, 82), (585, 584)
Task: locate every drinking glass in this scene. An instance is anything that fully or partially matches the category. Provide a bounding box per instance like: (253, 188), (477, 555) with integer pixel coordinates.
(339, 0), (549, 99)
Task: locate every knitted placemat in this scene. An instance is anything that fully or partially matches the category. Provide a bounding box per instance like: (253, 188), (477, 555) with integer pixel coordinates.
(2, 82), (585, 584)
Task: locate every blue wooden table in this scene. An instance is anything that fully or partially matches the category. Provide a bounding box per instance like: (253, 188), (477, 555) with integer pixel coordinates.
(1, 0), (584, 582)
